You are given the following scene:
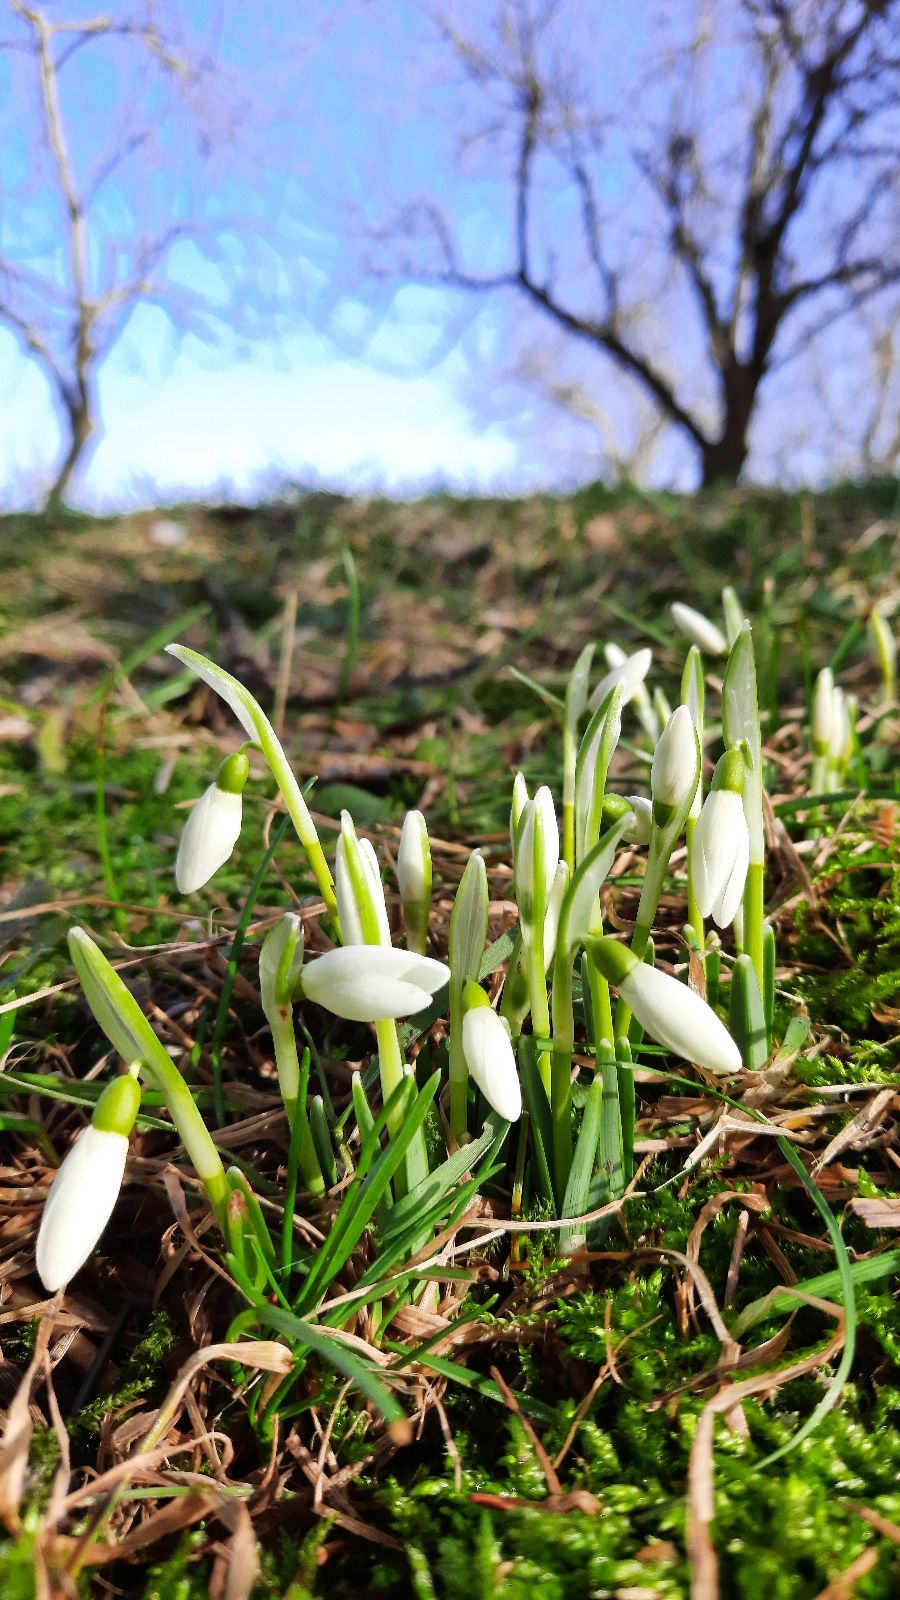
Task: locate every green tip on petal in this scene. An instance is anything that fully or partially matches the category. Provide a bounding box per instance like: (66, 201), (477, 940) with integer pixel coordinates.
(462, 980), (491, 1012)
(215, 750), (251, 794)
(589, 936), (639, 987)
(711, 747), (746, 795)
(92, 1073), (141, 1135)
(600, 794), (633, 826)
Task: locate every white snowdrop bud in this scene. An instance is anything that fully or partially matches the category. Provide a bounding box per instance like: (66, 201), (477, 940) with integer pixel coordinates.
(692, 749), (750, 928)
(651, 704), (699, 819)
(36, 1074), (141, 1293)
(811, 668), (835, 755)
(335, 813), (391, 946)
(605, 643), (659, 740)
(587, 646), (653, 713)
(671, 602), (727, 657)
(461, 985), (522, 1121)
(398, 810), (432, 954)
(591, 938), (741, 1075)
(515, 788), (560, 909)
(624, 795), (653, 845)
(175, 750), (249, 893)
(829, 687), (852, 765)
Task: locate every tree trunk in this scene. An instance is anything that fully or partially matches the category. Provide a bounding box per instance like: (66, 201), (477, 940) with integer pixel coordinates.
(700, 430), (750, 486)
(46, 386), (96, 508)
(700, 364), (760, 486)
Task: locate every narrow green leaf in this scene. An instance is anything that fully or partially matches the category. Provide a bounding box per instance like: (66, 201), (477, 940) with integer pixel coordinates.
(731, 1249), (900, 1339)
(560, 1076), (602, 1254)
(230, 1304), (404, 1424)
(729, 954), (769, 1071)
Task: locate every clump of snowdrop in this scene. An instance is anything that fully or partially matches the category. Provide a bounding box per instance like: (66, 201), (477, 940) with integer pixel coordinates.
(45, 582), (810, 1367)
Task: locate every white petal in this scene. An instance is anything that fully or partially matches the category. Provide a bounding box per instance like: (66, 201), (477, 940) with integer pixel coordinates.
(175, 785), (243, 893)
(542, 860), (570, 970)
(651, 705), (698, 810)
(620, 962), (742, 1074)
(624, 795), (653, 846)
(711, 819), (750, 927)
(398, 810), (429, 904)
(36, 1126), (128, 1292)
(588, 647), (652, 713)
(692, 789), (749, 926)
(462, 1007), (522, 1121)
(301, 945), (449, 1020)
(334, 835), (365, 945)
(360, 838), (392, 944)
(671, 602), (727, 656)
(534, 786), (560, 896)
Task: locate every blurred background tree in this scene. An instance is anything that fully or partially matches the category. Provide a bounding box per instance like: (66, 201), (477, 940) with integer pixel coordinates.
(0, 0), (300, 506)
(348, 0), (900, 486)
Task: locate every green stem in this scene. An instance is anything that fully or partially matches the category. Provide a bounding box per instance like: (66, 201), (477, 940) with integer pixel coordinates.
(270, 1015), (324, 1198)
(550, 956), (575, 1203)
(613, 913), (655, 1038)
(615, 1036), (635, 1186)
(685, 815), (703, 948)
(253, 726), (337, 919)
(138, 1053), (229, 1228)
(376, 1018), (405, 1134)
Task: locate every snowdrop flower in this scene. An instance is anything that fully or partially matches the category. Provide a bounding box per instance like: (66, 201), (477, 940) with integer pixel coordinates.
(624, 795), (653, 845)
(542, 859), (570, 970)
(299, 945), (449, 1022)
(397, 809), (432, 954)
(461, 984), (522, 1121)
(811, 667), (835, 755)
(692, 748), (750, 927)
(515, 787), (560, 913)
(604, 642), (659, 740)
(829, 687), (853, 767)
(651, 704), (699, 820)
(335, 813), (391, 945)
(175, 750), (250, 893)
(601, 793), (652, 847)
(590, 938), (741, 1075)
(721, 587), (745, 647)
(671, 602), (727, 657)
(868, 604), (896, 700)
(588, 646), (653, 713)
(36, 1074), (141, 1292)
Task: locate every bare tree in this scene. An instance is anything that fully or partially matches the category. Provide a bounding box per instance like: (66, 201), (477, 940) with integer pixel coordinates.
(357, 0), (900, 486)
(0, 2), (277, 505)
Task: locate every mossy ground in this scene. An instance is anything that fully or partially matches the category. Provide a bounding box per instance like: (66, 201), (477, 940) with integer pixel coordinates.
(0, 482), (898, 1598)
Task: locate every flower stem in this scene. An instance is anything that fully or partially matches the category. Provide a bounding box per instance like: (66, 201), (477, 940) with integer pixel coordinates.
(270, 1014), (324, 1198)
(138, 1053), (229, 1228)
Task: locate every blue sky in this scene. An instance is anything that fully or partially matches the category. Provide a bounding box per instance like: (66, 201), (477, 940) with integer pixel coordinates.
(0, 318), (525, 509)
(0, 0), (536, 508)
